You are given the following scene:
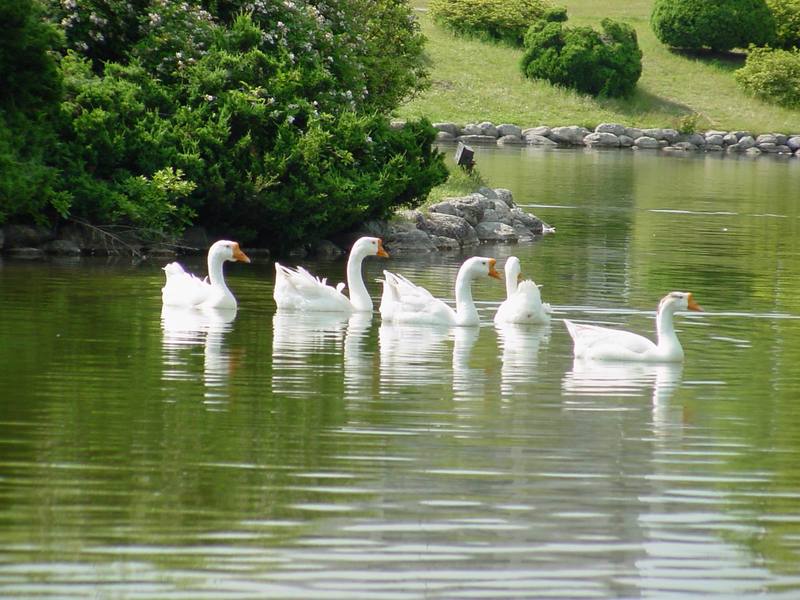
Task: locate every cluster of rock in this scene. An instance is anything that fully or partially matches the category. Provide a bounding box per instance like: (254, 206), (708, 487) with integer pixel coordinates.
(1, 188), (550, 259)
(433, 121), (800, 156)
(352, 187), (551, 254)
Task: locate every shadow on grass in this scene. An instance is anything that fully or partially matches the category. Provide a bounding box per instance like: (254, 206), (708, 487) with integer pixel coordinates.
(668, 47), (747, 73)
(598, 88), (696, 121)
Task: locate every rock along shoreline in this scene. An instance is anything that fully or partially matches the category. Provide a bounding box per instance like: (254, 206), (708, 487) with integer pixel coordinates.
(0, 188), (551, 259)
(430, 121), (800, 156)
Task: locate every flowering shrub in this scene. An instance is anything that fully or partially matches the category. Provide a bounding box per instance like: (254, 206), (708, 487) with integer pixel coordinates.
(3, 0), (444, 247)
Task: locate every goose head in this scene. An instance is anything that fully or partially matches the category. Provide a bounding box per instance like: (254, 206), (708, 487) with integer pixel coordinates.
(504, 256), (522, 282)
(462, 256), (502, 280)
(351, 236), (389, 259)
(659, 291), (702, 314)
(209, 240), (251, 264)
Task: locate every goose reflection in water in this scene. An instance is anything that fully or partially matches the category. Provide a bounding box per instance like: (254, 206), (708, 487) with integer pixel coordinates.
(562, 359), (684, 434)
(495, 322), (551, 399)
(271, 310), (349, 398)
(378, 322), (480, 400)
(160, 305), (238, 406)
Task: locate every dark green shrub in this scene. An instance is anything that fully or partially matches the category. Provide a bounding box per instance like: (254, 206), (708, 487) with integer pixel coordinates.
(0, 0), (68, 225)
(651, 0), (776, 52)
(735, 46), (800, 108)
(430, 0), (561, 46)
(766, 0), (800, 49)
(55, 12), (446, 249)
(521, 17), (643, 97)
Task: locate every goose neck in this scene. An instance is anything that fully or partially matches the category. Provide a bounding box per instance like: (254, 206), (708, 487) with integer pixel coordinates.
(656, 304), (680, 350)
(454, 268), (479, 325)
(505, 274), (518, 299)
(208, 252), (229, 292)
(346, 248), (372, 311)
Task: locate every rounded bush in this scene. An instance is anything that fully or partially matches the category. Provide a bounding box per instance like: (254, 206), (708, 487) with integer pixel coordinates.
(735, 46), (800, 108)
(429, 0), (559, 46)
(766, 0), (800, 49)
(520, 18), (643, 98)
(651, 0), (776, 52)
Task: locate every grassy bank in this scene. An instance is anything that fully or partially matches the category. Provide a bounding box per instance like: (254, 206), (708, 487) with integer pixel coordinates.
(399, 0), (800, 132)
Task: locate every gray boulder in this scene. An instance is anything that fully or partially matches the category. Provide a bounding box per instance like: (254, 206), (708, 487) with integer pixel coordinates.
(478, 121), (498, 137)
(386, 227), (436, 254)
(457, 134), (497, 145)
(436, 131), (456, 142)
(679, 133), (706, 146)
(549, 125), (590, 145)
(418, 212), (479, 247)
(494, 188), (515, 208)
(738, 136), (756, 150)
(43, 239), (82, 256)
(510, 207), (545, 234)
(477, 187), (498, 200)
(524, 133), (558, 146)
(311, 239), (344, 258)
(731, 130), (752, 140)
(705, 134), (724, 146)
(787, 136), (800, 151)
(462, 123), (483, 135)
(756, 134), (778, 146)
(705, 144), (724, 152)
(745, 147), (762, 156)
(523, 126), (551, 137)
(433, 122), (460, 137)
(475, 221), (517, 242)
(723, 133), (739, 145)
(634, 136), (660, 149)
(497, 134), (525, 145)
(3, 224), (53, 248)
(430, 194), (490, 226)
(7, 247), (45, 259)
(595, 123), (627, 137)
(619, 135), (635, 147)
(625, 127), (644, 140)
(584, 132), (620, 147)
(497, 124), (523, 137)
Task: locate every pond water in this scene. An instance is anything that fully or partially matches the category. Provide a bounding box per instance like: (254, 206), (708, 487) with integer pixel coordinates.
(2, 147), (800, 598)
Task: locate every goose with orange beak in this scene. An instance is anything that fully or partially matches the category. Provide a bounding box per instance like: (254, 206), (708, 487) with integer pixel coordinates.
(274, 236), (389, 313)
(162, 240), (251, 310)
(564, 291), (703, 362)
(380, 256), (502, 327)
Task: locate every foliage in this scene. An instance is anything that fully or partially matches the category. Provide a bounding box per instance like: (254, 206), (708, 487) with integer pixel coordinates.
(0, 0), (68, 225)
(50, 10), (445, 249)
(429, 0), (561, 46)
(521, 16), (642, 97)
(735, 46), (800, 109)
(650, 0), (776, 52)
(765, 0), (800, 49)
(675, 112), (701, 134)
(1, 0), (441, 248)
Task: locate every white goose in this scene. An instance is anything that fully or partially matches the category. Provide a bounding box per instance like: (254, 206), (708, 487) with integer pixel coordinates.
(564, 291), (703, 362)
(494, 256), (552, 325)
(162, 240), (250, 310)
(273, 236), (388, 312)
(380, 256), (502, 326)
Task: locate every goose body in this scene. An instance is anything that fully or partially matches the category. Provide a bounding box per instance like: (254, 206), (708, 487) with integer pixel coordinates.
(379, 256), (502, 327)
(274, 237), (388, 313)
(564, 291), (702, 362)
(162, 240), (250, 310)
(494, 256), (552, 325)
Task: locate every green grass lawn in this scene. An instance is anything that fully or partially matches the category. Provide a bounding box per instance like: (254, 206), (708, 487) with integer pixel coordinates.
(399, 0), (800, 132)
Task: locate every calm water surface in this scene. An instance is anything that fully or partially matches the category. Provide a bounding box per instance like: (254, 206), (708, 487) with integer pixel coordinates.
(2, 148), (800, 598)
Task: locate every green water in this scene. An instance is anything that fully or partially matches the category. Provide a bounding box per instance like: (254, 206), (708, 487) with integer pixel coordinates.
(2, 147), (800, 598)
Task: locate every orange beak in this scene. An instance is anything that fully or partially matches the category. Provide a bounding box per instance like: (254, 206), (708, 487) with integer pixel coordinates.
(376, 239), (389, 258)
(232, 243), (251, 263)
(488, 258), (502, 280)
(687, 293), (702, 311)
